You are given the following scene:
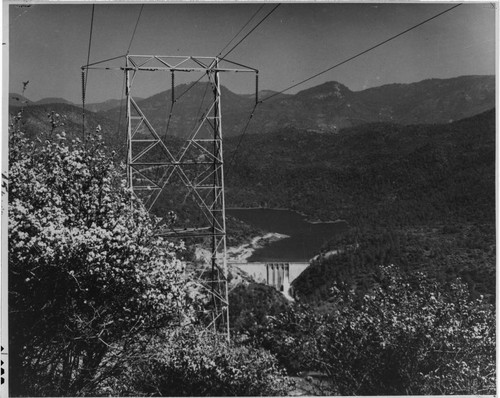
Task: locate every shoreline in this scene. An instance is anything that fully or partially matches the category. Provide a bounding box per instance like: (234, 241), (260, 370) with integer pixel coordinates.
(226, 232), (290, 263)
(309, 219), (348, 225)
(227, 206), (348, 225)
(194, 232), (290, 265)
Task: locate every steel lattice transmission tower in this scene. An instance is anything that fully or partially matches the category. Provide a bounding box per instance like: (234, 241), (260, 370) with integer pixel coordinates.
(82, 55), (258, 338)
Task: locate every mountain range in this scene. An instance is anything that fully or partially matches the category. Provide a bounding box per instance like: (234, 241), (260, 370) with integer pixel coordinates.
(8, 94), (144, 113)
(102, 74), (495, 137)
(9, 74), (495, 139)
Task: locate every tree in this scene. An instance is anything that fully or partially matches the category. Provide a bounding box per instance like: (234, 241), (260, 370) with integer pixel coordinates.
(8, 114), (188, 396)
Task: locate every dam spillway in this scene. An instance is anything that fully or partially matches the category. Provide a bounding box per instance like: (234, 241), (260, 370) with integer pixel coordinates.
(230, 262), (310, 293)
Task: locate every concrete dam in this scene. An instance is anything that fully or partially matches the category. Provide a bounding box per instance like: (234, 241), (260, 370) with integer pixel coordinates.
(231, 262), (310, 293)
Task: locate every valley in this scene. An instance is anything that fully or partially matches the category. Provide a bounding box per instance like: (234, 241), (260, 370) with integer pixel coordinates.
(224, 108), (495, 303)
(8, 75), (496, 395)
(9, 77), (496, 303)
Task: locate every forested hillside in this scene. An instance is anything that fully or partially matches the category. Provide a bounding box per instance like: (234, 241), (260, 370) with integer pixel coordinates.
(225, 109), (496, 303)
(225, 108), (495, 225)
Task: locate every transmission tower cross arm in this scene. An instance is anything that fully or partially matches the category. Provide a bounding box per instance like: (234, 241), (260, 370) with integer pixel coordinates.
(81, 54), (259, 74)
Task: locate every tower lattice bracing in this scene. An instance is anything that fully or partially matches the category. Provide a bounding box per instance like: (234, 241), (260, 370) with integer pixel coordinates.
(83, 55), (258, 339)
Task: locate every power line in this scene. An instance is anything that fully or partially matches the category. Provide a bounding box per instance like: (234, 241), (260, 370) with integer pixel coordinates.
(225, 102), (259, 175)
(262, 3), (462, 102)
(174, 5), (274, 105)
(127, 4), (144, 54)
(220, 3), (281, 59)
(175, 73), (206, 102)
(217, 4), (266, 58)
(225, 3), (463, 178)
(162, 72), (177, 139)
(192, 82), (211, 131)
(221, 5), (282, 173)
(117, 72), (127, 154)
(117, 4), (142, 153)
(84, 5), (95, 93)
(82, 4), (95, 140)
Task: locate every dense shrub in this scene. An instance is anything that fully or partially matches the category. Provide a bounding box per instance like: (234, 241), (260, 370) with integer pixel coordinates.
(253, 265), (495, 395)
(8, 116), (188, 396)
(102, 327), (292, 396)
(229, 283), (289, 333)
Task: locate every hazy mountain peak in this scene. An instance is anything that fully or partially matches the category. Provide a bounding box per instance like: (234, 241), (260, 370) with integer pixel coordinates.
(296, 81), (352, 101)
(35, 97), (74, 105)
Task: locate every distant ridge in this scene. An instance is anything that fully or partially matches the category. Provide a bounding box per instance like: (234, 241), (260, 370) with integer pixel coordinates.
(9, 75), (495, 138)
(100, 74), (495, 137)
(8, 95), (144, 113)
(34, 97), (74, 105)
(84, 98), (144, 113)
(9, 93), (32, 107)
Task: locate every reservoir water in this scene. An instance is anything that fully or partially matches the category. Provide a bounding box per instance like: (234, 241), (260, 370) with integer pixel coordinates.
(226, 208), (348, 262)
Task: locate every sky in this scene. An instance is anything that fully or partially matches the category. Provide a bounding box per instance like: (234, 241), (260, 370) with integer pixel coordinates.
(4, 1), (497, 104)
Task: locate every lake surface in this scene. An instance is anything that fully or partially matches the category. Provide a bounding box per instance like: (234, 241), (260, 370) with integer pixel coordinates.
(226, 208), (348, 262)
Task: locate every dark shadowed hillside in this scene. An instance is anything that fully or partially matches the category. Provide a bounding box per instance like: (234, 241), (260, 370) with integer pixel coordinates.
(356, 75), (495, 124)
(225, 108), (495, 227)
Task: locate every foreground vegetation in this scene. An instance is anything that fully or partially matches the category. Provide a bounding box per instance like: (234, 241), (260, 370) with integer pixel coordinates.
(246, 265), (495, 395)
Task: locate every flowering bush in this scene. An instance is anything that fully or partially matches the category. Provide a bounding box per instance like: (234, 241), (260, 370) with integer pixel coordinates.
(101, 326), (292, 396)
(322, 265), (495, 394)
(254, 265), (495, 395)
(8, 116), (188, 396)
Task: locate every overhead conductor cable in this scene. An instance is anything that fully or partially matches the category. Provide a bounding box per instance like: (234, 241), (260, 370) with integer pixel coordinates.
(262, 3), (462, 102)
(82, 4), (95, 139)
